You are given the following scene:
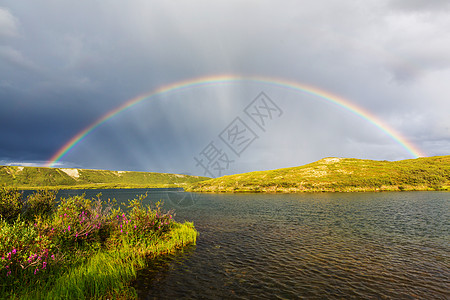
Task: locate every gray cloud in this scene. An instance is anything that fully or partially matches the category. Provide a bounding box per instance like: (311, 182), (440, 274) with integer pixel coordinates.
(1, 0), (449, 174)
(0, 7), (18, 37)
(389, 0), (450, 12)
(0, 46), (39, 70)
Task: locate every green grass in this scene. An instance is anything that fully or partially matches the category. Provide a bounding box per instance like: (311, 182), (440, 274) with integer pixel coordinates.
(25, 222), (196, 300)
(0, 190), (197, 299)
(0, 166), (209, 190)
(188, 156), (450, 192)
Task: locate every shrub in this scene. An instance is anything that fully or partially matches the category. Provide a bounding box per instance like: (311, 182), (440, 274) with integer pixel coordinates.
(51, 193), (114, 251)
(0, 218), (56, 280)
(23, 189), (58, 220)
(0, 187), (23, 222)
(107, 195), (175, 248)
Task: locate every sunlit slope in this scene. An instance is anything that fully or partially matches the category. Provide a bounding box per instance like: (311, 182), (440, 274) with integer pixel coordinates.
(0, 166), (209, 189)
(188, 156), (450, 192)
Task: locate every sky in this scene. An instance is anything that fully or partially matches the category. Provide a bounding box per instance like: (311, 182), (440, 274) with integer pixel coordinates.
(1, 0), (449, 177)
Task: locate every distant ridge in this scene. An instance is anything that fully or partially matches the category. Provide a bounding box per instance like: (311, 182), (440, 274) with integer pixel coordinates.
(0, 166), (209, 189)
(188, 156), (450, 192)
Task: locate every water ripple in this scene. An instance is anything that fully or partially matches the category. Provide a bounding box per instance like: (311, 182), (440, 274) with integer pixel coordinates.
(133, 192), (449, 299)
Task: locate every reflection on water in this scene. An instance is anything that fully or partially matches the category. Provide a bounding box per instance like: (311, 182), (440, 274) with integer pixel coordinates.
(51, 190), (449, 299)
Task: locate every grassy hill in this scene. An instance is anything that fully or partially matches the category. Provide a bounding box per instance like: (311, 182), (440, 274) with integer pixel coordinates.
(188, 156), (450, 192)
(0, 166), (209, 189)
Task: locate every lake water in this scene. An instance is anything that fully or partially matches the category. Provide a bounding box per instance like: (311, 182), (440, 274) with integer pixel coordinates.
(52, 190), (449, 299)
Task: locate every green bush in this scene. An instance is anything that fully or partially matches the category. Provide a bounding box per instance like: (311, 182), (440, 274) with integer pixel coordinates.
(0, 218), (56, 281)
(0, 187), (23, 222)
(107, 195), (175, 248)
(51, 193), (114, 250)
(23, 189), (57, 220)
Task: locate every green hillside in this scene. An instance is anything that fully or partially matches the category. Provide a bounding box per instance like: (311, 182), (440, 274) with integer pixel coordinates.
(0, 166), (209, 189)
(188, 156), (450, 192)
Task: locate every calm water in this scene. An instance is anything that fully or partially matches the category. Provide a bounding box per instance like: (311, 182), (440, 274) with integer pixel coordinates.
(52, 190), (449, 299)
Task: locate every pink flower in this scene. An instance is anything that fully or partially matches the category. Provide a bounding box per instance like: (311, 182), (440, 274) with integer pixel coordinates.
(68, 225), (71, 231)
(12, 249), (17, 255)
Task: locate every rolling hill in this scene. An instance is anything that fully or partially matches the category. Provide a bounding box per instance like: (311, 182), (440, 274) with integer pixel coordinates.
(187, 156), (450, 192)
(0, 166), (209, 189)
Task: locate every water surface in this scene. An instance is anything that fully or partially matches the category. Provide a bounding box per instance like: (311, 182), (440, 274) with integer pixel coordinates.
(54, 190), (449, 299)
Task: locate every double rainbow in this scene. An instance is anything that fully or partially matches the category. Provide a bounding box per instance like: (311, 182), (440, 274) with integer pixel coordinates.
(45, 75), (424, 167)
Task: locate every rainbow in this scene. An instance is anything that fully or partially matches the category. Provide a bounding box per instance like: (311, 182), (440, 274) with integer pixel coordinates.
(45, 75), (424, 167)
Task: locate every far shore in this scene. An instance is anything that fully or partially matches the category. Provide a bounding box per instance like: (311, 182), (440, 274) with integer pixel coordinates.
(187, 185), (449, 193)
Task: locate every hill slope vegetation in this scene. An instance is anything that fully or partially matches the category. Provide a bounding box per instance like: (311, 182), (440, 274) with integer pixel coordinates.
(188, 156), (450, 192)
(0, 166), (208, 189)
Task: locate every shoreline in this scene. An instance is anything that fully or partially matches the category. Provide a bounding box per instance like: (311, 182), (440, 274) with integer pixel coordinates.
(187, 185), (450, 193)
(14, 184), (187, 190)
(12, 185), (449, 193)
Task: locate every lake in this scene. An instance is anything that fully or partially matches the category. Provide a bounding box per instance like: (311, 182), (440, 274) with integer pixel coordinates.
(50, 189), (449, 299)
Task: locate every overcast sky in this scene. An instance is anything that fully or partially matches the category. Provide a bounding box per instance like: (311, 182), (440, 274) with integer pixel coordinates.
(1, 0), (449, 176)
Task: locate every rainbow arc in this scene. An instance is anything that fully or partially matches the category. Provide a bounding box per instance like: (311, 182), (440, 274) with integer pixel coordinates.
(45, 75), (424, 168)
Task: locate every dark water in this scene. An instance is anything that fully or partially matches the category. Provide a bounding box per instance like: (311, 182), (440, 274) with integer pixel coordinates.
(44, 190), (450, 299)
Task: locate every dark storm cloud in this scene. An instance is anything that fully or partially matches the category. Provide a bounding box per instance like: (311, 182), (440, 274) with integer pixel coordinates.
(1, 0), (449, 173)
(0, 88), (104, 162)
